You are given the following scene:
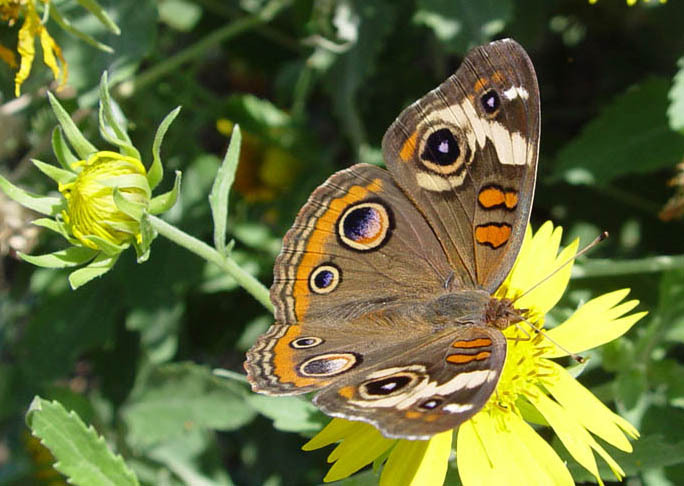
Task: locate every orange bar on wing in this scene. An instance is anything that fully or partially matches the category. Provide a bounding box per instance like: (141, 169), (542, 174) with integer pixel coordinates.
(452, 338), (492, 348)
(446, 351), (492, 364)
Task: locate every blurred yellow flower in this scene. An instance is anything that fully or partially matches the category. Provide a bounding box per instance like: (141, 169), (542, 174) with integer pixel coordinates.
(0, 0), (67, 96)
(59, 151), (150, 251)
(304, 221), (646, 485)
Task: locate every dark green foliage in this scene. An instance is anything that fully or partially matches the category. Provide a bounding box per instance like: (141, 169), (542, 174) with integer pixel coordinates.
(2, 0), (684, 484)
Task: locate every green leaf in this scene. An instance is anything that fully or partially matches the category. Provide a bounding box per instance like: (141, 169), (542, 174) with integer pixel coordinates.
(415, 0), (512, 53)
(553, 77), (684, 185)
(19, 247), (97, 269)
(68, 253), (118, 289)
(0, 173), (64, 216)
(158, 0), (203, 31)
(49, 5), (115, 53)
(325, 1), (395, 150)
(31, 159), (76, 184)
(121, 363), (256, 450)
(26, 397), (139, 486)
(668, 57), (684, 133)
(148, 170), (182, 214)
(209, 125), (241, 254)
(246, 394), (324, 434)
(47, 92), (97, 159)
(52, 127), (79, 171)
(75, 0), (121, 34)
(148, 107), (182, 190)
(126, 302), (183, 364)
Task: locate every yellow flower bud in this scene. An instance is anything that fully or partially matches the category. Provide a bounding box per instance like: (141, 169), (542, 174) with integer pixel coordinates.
(58, 151), (150, 251)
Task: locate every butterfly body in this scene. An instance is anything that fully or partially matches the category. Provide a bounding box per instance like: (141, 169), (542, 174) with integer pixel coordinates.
(246, 38), (540, 439)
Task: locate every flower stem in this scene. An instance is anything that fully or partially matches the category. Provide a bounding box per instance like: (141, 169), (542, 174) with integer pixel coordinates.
(572, 254), (684, 278)
(147, 214), (273, 312)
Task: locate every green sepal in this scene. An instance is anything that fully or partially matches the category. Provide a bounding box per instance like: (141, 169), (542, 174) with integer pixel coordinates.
(0, 173), (64, 216)
(148, 107), (181, 190)
(148, 170), (182, 215)
(48, 5), (114, 53)
(31, 159), (76, 184)
(51, 127), (78, 171)
(68, 253), (119, 289)
(100, 174), (151, 197)
(18, 247), (98, 269)
(113, 187), (146, 221)
(48, 92), (97, 160)
(26, 397), (139, 486)
(209, 125), (241, 254)
(31, 217), (81, 245)
(74, 0), (121, 34)
(133, 214), (156, 263)
(83, 235), (128, 256)
(98, 73), (140, 160)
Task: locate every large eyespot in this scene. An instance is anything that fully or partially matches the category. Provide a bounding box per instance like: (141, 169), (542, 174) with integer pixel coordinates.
(359, 372), (419, 398)
(290, 337), (324, 349)
(421, 128), (460, 167)
(298, 353), (361, 377)
(417, 126), (469, 178)
(309, 264), (341, 294)
(337, 201), (392, 251)
(480, 89), (500, 115)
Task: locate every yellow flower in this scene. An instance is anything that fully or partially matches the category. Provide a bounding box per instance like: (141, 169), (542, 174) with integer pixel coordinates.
(303, 221), (646, 485)
(14, 0), (67, 96)
(58, 151), (151, 251)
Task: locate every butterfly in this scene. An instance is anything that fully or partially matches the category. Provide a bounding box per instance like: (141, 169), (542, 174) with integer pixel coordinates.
(245, 38), (540, 440)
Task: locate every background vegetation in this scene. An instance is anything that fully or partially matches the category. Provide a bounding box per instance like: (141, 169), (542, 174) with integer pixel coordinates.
(1, 0), (684, 484)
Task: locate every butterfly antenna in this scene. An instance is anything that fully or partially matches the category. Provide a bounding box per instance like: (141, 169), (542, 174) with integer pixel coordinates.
(509, 230), (609, 364)
(513, 319), (586, 363)
(511, 231), (609, 305)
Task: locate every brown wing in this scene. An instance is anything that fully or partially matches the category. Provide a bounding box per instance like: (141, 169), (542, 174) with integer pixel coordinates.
(270, 164), (453, 325)
(381, 38), (540, 292)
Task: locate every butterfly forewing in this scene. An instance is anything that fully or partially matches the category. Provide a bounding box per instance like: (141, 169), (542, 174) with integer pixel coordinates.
(381, 38), (540, 292)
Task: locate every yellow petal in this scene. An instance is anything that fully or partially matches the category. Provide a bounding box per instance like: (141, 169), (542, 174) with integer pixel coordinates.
(15, 1), (41, 96)
(302, 419), (359, 451)
(528, 390), (603, 484)
(544, 289), (647, 358)
(458, 412), (573, 486)
(323, 423), (394, 482)
(380, 431), (451, 486)
(39, 27), (67, 89)
(0, 44), (18, 68)
(545, 360), (639, 450)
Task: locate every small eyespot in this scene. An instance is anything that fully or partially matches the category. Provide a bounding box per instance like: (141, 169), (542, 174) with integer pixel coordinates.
(290, 337), (324, 349)
(421, 128), (460, 166)
(481, 89), (500, 115)
(309, 264), (341, 294)
(298, 353), (360, 377)
(418, 397), (443, 410)
(337, 201), (392, 251)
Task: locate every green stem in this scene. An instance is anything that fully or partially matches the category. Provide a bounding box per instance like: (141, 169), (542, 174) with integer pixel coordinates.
(147, 214), (273, 312)
(119, 0), (289, 96)
(572, 254), (684, 278)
